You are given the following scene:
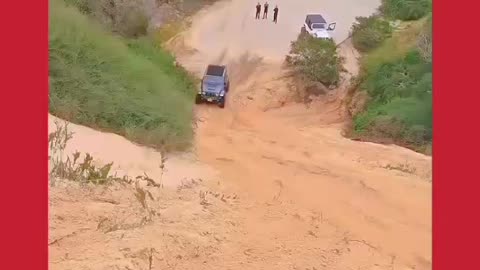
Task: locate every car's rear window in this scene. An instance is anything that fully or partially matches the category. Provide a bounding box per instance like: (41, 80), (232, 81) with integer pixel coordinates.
(311, 23), (326, 29)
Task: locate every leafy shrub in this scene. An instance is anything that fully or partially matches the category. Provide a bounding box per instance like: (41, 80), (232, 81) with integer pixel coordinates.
(287, 33), (343, 86)
(354, 48), (432, 148)
(363, 50), (431, 103)
(381, 0), (432, 21)
(351, 16), (392, 52)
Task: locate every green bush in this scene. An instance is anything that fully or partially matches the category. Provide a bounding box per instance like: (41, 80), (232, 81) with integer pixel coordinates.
(287, 33), (343, 86)
(354, 48), (432, 147)
(50, 0), (196, 150)
(363, 50), (431, 103)
(354, 96), (432, 145)
(351, 16), (392, 52)
(381, 0), (432, 21)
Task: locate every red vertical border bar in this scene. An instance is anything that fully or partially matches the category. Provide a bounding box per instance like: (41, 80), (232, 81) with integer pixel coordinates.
(434, 1), (480, 270)
(0, 0), (49, 269)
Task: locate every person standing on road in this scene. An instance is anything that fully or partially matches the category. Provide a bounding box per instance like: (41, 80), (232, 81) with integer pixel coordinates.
(273, 5), (279, 23)
(255, 2), (261, 19)
(263, 2), (269, 19)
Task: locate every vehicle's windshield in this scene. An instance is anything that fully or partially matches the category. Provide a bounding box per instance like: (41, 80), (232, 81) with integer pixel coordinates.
(311, 23), (326, 29)
(203, 75), (224, 84)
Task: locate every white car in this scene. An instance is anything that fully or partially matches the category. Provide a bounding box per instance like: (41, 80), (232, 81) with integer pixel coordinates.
(301, 14), (336, 39)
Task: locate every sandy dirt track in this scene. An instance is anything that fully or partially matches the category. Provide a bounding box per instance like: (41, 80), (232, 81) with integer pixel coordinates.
(174, 0), (432, 268)
(49, 0), (432, 269)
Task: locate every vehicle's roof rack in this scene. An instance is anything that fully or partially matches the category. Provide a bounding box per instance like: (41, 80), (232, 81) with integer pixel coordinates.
(206, 65), (226, 76)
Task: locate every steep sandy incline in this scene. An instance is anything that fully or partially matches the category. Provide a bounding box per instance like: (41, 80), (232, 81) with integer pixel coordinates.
(170, 0), (432, 269)
(48, 116), (244, 270)
(49, 0), (432, 269)
(49, 113), (430, 270)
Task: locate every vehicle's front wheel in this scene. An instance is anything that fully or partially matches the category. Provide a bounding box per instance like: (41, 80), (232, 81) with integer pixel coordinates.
(195, 94), (202, 104)
(218, 97), (225, 108)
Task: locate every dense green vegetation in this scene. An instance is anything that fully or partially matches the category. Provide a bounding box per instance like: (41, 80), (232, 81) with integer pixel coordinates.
(287, 33), (343, 86)
(285, 0), (433, 152)
(49, 0), (197, 151)
(381, 0), (432, 21)
(63, 0), (149, 37)
(351, 16), (392, 52)
(350, 1), (432, 153)
(354, 49), (432, 147)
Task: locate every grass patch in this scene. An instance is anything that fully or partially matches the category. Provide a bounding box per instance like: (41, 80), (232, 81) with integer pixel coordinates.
(361, 18), (427, 73)
(63, 0), (149, 38)
(62, 0), (215, 42)
(381, 0), (432, 21)
(49, 0), (196, 151)
(363, 50), (432, 104)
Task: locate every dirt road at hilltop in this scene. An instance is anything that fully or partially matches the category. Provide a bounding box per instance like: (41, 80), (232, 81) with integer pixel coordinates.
(169, 0), (381, 63)
(172, 0), (432, 269)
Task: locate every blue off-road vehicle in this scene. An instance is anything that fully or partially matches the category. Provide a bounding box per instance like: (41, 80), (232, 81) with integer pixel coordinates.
(195, 64), (230, 108)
